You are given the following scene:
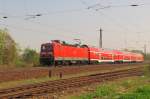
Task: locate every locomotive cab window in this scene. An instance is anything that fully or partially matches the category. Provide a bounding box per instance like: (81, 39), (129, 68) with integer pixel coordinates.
(41, 44), (53, 52)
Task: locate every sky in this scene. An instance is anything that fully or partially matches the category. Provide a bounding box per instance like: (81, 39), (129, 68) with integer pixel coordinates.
(0, 0), (150, 52)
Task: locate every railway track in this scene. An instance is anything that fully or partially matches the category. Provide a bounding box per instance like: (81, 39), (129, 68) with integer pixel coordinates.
(0, 63), (147, 82)
(0, 66), (144, 99)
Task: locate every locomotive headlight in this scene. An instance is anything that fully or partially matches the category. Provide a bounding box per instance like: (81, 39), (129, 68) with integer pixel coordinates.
(48, 52), (53, 55)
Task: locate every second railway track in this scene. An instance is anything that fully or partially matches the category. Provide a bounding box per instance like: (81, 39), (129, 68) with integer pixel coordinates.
(0, 63), (147, 82)
(0, 66), (144, 99)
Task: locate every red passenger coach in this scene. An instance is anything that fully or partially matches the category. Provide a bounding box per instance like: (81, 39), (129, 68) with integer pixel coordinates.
(88, 47), (101, 63)
(136, 54), (144, 62)
(112, 50), (124, 63)
(101, 50), (114, 63)
(130, 53), (137, 62)
(123, 52), (132, 62)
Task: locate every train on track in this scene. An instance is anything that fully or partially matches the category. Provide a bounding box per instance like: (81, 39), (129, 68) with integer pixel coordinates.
(40, 40), (144, 65)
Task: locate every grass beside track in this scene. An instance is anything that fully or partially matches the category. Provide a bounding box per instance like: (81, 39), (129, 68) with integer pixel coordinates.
(72, 76), (150, 99)
(70, 65), (150, 99)
(0, 64), (146, 90)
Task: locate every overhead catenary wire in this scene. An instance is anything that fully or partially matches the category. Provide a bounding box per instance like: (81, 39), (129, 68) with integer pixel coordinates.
(0, 1), (85, 39)
(0, 0), (150, 48)
(79, 0), (138, 32)
(79, 0), (149, 49)
(94, 7), (148, 49)
(0, 0), (148, 34)
(80, 0), (150, 10)
(0, 0), (150, 19)
(79, 2), (129, 34)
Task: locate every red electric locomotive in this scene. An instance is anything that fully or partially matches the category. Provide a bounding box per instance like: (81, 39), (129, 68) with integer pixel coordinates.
(40, 40), (89, 65)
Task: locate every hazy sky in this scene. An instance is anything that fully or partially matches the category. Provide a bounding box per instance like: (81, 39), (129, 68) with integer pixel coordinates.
(0, 0), (150, 52)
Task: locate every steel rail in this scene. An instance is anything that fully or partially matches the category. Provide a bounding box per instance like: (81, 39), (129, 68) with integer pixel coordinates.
(0, 67), (144, 99)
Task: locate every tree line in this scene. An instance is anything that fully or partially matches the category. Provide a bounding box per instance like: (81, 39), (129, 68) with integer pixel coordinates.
(0, 29), (39, 68)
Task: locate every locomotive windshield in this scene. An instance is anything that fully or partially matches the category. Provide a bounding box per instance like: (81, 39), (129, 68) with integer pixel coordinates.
(41, 44), (53, 52)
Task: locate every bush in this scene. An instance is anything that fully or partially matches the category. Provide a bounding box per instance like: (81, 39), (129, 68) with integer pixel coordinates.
(0, 29), (18, 66)
(22, 48), (39, 66)
(0, 29), (40, 68)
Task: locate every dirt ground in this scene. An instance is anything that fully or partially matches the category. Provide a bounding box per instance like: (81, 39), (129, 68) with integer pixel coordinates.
(0, 64), (142, 82)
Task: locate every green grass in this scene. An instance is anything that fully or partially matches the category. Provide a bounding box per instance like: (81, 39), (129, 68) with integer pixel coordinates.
(118, 85), (150, 99)
(71, 64), (150, 99)
(76, 85), (116, 99)
(71, 76), (150, 99)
